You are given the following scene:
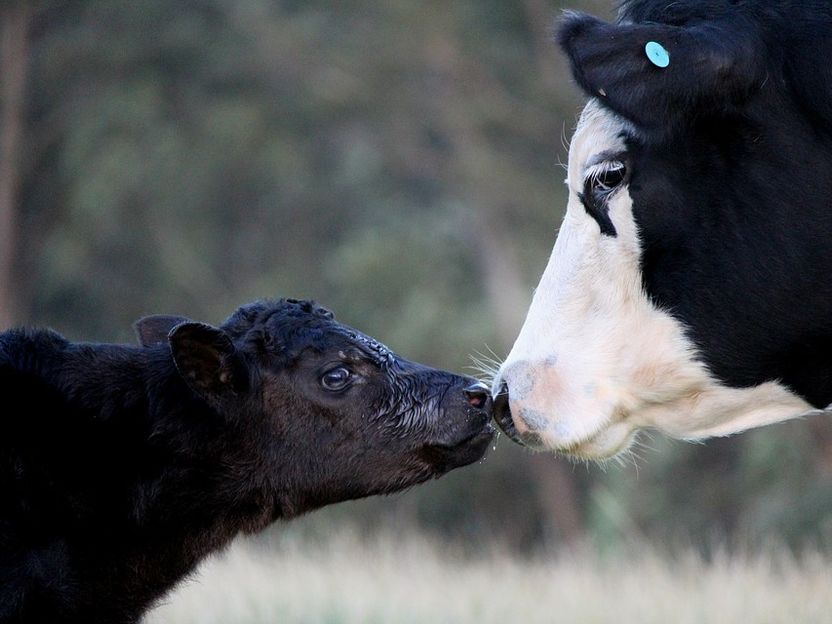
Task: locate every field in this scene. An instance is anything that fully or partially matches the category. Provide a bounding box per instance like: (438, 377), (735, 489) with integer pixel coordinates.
(145, 530), (832, 624)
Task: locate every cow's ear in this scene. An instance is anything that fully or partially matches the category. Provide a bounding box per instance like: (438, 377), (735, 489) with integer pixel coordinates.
(557, 11), (764, 133)
(169, 322), (249, 404)
(133, 315), (192, 347)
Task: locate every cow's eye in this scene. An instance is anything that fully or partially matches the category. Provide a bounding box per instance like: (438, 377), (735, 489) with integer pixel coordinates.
(587, 160), (626, 194)
(321, 367), (352, 391)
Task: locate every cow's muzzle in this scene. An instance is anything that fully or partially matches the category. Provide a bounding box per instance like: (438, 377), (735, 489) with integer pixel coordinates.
(493, 381), (526, 446)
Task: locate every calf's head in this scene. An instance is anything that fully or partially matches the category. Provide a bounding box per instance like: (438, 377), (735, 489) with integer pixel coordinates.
(494, 2), (832, 458)
(136, 298), (493, 516)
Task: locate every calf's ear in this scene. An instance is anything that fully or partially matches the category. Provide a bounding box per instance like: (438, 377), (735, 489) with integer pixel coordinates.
(169, 322), (249, 405)
(557, 11), (764, 134)
(133, 315), (192, 347)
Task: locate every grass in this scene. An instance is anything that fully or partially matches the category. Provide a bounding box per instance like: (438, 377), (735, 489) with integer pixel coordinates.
(144, 531), (832, 624)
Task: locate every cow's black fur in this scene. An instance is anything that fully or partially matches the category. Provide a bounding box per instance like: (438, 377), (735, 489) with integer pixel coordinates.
(0, 299), (492, 624)
(558, 1), (832, 407)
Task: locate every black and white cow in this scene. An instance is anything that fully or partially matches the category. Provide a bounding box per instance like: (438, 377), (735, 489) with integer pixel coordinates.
(493, 0), (832, 459)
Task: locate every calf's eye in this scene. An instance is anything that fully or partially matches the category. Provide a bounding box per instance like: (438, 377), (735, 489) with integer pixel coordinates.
(321, 367), (351, 391)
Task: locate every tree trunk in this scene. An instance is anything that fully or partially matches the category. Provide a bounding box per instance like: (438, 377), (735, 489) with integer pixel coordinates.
(423, 28), (586, 548)
(521, 0), (560, 92)
(809, 417), (832, 476)
(0, 2), (31, 329)
(468, 214), (585, 548)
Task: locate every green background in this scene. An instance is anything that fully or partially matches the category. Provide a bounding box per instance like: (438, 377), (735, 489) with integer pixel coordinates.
(2, 0), (831, 555)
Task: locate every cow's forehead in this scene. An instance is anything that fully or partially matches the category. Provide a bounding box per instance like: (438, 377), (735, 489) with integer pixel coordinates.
(568, 101), (631, 190)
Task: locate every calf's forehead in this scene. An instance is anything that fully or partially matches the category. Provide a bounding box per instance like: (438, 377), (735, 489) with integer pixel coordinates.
(259, 311), (394, 364)
(221, 299), (388, 360)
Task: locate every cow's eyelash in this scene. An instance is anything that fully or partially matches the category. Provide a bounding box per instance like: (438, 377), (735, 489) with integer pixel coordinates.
(584, 160), (627, 192)
(579, 160), (623, 238)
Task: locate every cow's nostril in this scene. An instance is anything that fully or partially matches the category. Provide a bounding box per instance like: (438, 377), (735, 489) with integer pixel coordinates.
(463, 382), (489, 409)
(493, 381), (522, 443)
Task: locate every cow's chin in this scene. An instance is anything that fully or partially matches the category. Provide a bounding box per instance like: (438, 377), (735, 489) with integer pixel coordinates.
(495, 397), (636, 459)
(498, 382), (819, 461)
(555, 421), (637, 460)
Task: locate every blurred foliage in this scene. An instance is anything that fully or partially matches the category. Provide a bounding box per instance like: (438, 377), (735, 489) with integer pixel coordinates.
(7, 0), (832, 551)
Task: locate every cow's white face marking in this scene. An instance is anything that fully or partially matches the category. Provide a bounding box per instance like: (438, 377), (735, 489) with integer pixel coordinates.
(494, 101), (812, 459)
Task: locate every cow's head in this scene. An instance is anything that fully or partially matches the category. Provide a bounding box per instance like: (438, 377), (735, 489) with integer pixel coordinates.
(493, 2), (832, 459)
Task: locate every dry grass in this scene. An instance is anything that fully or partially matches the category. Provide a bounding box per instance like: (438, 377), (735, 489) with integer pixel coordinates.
(145, 531), (832, 624)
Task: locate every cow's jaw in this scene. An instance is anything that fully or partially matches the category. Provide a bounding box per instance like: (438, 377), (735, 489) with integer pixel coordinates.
(493, 102), (812, 459)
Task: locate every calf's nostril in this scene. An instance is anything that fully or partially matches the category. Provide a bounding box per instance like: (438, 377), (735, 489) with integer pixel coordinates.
(463, 382), (489, 409)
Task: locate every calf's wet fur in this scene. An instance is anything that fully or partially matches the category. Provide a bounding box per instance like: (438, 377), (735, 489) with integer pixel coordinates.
(0, 298), (493, 624)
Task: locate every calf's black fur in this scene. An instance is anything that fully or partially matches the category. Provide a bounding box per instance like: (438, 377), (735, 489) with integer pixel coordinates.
(0, 298), (492, 623)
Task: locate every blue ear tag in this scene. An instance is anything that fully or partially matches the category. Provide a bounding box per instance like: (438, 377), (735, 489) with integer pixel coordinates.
(645, 41), (670, 68)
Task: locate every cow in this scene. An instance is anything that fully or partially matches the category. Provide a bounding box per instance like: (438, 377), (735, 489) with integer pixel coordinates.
(492, 0), (832, 459)
(0, 298), (493, 624)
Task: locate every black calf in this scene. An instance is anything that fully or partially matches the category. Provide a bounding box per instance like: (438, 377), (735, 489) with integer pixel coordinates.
(0, 298), (492, 623)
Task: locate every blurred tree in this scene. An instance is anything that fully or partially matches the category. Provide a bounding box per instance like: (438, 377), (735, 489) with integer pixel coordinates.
(8, 0), (832, 552)
(0, 0), (32, 328)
